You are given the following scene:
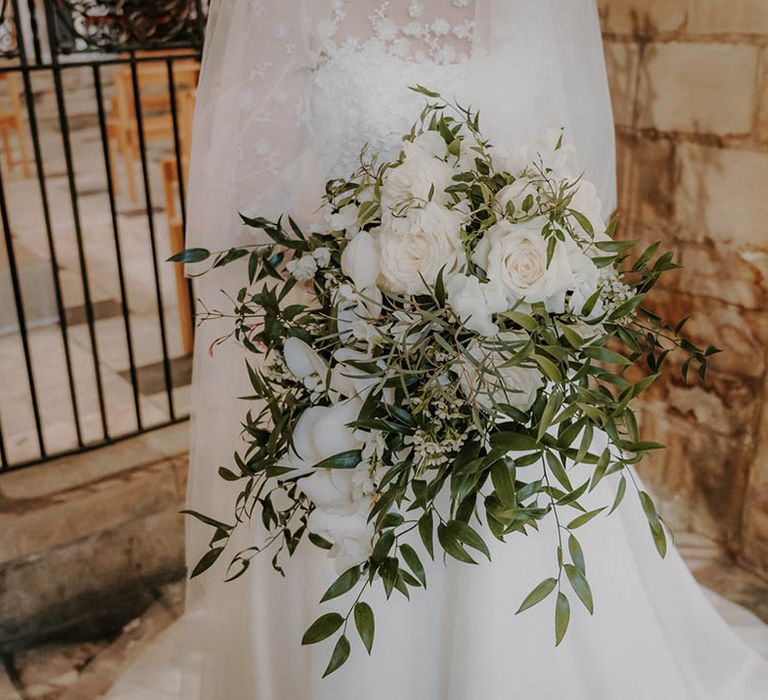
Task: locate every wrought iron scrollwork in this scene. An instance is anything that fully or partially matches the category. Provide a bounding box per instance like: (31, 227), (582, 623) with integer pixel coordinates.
(47, 0), (205, 54)
(0, 0), (19, 59)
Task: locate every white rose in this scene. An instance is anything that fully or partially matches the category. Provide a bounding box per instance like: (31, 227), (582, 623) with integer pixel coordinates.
(496, 177), (537, 216)
(494, 130), (578, 180)
(376, 202), (465, 295)
(474, 218), (593, 313)
(309, 509), (374, 574)
(312, 247), (332, 267)
(341, 231), (380, 291)
(403, 130), (447, 160)
(454, 335), (543, 412)
(569, 180), (607, 239)
(566, 239), (601, 315)
(381, 153), (453, 211)
(331, 348), (380, 399)
(446, 274), (507, 336)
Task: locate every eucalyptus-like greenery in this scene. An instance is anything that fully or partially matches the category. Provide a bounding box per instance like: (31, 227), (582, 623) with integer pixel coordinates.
(173, 87), (718, 677)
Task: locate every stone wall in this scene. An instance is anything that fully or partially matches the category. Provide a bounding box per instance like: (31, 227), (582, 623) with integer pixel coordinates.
(599, 1), (768, 577)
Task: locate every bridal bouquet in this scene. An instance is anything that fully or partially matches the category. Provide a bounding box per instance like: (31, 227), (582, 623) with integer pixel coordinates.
(174, 87), (716, 676)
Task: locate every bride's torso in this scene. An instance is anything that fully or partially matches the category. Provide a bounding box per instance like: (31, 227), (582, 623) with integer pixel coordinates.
(306, 0), (477, 176)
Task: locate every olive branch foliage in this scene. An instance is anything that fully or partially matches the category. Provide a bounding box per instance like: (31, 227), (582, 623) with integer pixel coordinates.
(171, 86), (718, 677)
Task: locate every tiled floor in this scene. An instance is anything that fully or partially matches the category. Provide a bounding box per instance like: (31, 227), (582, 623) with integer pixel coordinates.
(1, 101), (192, 467)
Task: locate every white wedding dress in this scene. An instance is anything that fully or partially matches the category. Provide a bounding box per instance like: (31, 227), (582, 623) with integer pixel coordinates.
(107, 1), (768, 698)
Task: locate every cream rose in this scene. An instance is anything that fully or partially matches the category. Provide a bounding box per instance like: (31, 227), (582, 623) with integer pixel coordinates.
(446, 274), (508, 336)
(473, 218), (598, 313)
(381, 152), (453, 211)
(496, 177), (537, 217)
(375, 202), (465, 295)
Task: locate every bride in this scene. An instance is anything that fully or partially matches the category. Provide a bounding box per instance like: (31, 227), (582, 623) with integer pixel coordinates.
(108, 1), (768, 698)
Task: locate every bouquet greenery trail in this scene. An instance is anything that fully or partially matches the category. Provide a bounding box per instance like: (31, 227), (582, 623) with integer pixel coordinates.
(173, 87), (717, 677)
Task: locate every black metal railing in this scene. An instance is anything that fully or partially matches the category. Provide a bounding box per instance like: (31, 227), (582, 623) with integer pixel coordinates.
(0, 0), (205, 470)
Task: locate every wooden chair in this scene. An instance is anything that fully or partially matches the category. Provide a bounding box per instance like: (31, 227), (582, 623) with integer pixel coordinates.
(160, 89), (196, 355)
(107, 56), (200, 202)
(0, 72), (32, 178)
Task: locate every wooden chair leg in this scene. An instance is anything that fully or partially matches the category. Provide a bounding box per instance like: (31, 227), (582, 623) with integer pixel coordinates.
(116, 126), (138, 203)
(170, 221), (194, 355)
(0, 125), (13, 173)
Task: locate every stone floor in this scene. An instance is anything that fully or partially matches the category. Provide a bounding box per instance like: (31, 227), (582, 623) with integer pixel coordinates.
(0, 532), (765, 700)
(1, 72), (193, 468)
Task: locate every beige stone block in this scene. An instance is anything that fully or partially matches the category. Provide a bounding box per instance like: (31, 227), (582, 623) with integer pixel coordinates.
(598, 0), (688, 36)
(637, 43), (759, 135)
(758, 50), (768, 142)
(0, 460), (182, 564)
(615, 134), (676, 225)
(604, 41), (640, 127)
(688, 0), (768, 34)
(676, 243), (768, 309)
(675, 143), (768, 246)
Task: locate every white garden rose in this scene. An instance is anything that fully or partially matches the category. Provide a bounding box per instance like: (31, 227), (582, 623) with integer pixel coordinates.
(454, 335), (543, 412)
(376, 202), (465, 295)
(446, 274), (507, 336)
(381, 151), (453, 211)
(473, 218), (598, 313)
(569, 180), (607, 239)
(494, 130), (578, 181)
(403, 130), (447, 160)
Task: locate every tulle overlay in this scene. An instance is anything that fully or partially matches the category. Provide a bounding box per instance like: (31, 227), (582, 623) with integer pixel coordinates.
(107, 1), (768, 698)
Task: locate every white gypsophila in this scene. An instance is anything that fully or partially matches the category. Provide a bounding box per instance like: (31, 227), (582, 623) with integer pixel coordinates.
(473, 218), (598, 314)
(381, 148), (453, 211)
(286, 255), (318, 281)
(446, 274), (508, 336)
(454, 334), (544, 413)
(312, 247), (332, 267)
(376, 202), (465, 295)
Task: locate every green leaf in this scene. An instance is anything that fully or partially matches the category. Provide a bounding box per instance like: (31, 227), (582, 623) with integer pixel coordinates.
(517, 577), (557, 614)
(447, 520), (491, 560)
(181, 510), (234, 532)
(570, 209), (594, 236)
(565, 564), (593, 614)
(190, 546), (224, 578)
(639, 492), (667, 558)
(502, 311), (539, 332)
(583, 346), (633, 366)
(537, 391), (563, 442)
(567, 507), (606, 530)
(323, 635), (351, 677)
(437, 523), (477, 564)
(302, 613), (344, 645)
(555, 592), (571, 646)
(419, 511), (435, 559)
(321, 567), (361, 602)
(168, 247), (210, 263)
(491, 431), (538, 452)
(354, 602), (375, 654)
(546, 452), (572, 491)
(372, 530), (396, 562)
(608, 475), (627, 515)
(490, 459), (517, 507)
(313, 450), (363, 470)
(568, 534), (586, 575)
(399, 543), (427, 588)
(589, 449), (611, 492)
(533, 353), (564, 383)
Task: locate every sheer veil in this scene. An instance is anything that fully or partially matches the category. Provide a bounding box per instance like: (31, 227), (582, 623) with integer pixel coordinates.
(180, 1), (615, 696)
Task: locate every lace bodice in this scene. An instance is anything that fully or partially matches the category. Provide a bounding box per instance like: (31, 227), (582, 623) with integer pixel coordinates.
(190, 0), (616, 248)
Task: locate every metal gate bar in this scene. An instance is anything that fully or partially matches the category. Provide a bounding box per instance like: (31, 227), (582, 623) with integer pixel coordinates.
(0, 0), (205, 470)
